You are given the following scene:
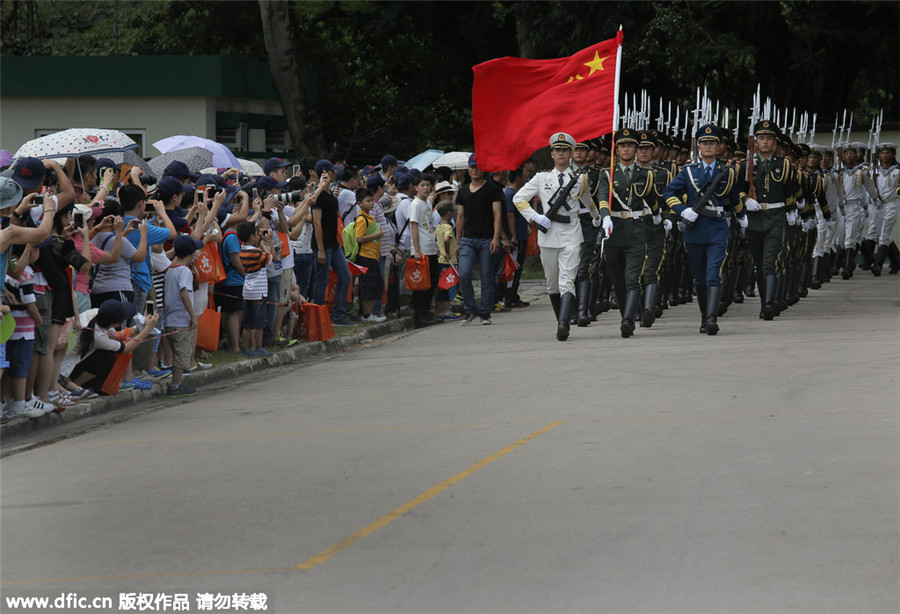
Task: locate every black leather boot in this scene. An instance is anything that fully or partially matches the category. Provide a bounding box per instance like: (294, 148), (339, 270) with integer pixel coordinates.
(810, 256), (822, 290)
(717, 272), (730, 317)
(774, 272), (787, 314)
(640, 283), (659, 328)
(785, 269), (798, 305)
(745, 268), (756, 298)
(832, 248), (844, 277)
(859, 239), (875, 271)
(871, 244), (885, 277)
(841, 248), (855, 280)
(732, 262), (745, 303)
(889, 241), (900, 274)
(762, 275), (778, 320)
(588, 278), (601, 320)
(822, 251), (833, 283)
(549, 293), (561, 320)
(576, 280), (591, 327)
(697, 285), (708, 333)
(569, 283), (579, 326)
(798, 260), (810, 297)
(705, 286), (721, 335)
(620, 290), (640, 338)
(557, 292), (574, 341)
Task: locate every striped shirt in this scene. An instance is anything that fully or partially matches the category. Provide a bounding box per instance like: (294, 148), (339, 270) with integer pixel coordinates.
(240, 246), (271, 300)
(6, 268), (37, 340)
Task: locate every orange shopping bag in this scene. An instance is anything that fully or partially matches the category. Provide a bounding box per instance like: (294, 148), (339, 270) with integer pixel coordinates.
(195, 307), (221, 352)
(194, 241), (226, 284)
(100, 353), (133, 396)
(526, 227), (540, 255)
(405, 255), (431, 291)
(315, 305), (335, 341)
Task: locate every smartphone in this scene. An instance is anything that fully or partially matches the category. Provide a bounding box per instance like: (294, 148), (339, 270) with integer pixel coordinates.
(252, 188), (259, 201)
(292, 165), (301, 177)
(73, 211), (84, 229)
(198, 189), (206, 204)
(33, 195), (44, 206)
(145, 300), (155, 316)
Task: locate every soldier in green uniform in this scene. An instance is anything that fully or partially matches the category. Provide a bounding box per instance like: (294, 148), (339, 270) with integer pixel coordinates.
(573, 139), (602, 326)
(596, 128), (663, 338)
(591, 136), (614, 318)
(737, 120), (802, 320)
(636, 130), (670, 327)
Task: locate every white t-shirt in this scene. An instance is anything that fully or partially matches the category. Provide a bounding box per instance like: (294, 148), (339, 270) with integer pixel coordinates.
(394, 194), (413, 251)
(408, 197), (437, 256)
(337, 188), (357, 226)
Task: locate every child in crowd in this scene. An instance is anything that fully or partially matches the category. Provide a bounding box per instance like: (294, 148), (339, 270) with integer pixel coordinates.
(238, 221), (275, 357)
(163, 235), (203, 398)
(434, 200), (460, 320)
(354, 188), (386, 323)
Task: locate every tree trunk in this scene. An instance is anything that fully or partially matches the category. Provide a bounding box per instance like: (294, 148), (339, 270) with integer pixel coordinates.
(257, 0), (324, 160)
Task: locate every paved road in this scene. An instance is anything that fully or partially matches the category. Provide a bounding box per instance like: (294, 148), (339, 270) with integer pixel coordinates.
(2, 277), (898, 613)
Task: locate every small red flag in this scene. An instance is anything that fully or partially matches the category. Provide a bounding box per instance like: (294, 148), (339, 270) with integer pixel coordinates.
(437, 264), (460, 290)
(347, 262), (368, 276)
(472, 31), (623, 172)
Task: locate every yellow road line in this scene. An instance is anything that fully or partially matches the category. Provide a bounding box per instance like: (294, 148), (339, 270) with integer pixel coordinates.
(295, 420), (564, 571)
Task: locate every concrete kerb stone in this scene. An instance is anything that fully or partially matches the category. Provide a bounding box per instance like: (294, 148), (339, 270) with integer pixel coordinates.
(0, 316), (414, 443)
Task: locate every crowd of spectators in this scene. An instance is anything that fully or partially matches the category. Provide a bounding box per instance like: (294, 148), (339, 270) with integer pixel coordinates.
(0, 148), (538, 423)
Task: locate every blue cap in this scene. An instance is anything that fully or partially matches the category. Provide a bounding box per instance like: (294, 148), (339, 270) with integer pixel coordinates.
(12, 157), (46, 190)
(97, 299), (137, 327)
(263, 157), (291, 174)
(163, 160), (199, 181)
(365, 174), (385, 189)
(395, 172), (413, 188)
(173, 234), (204, 258)
(257, 176), (287, 191)
(380, 154), (398, 168)
(467, 154), (477, 167)
(315, 159), (334, 175)
(157, 176), (191, 199)
(194, 174), (218, 187)
(333, 165), (344, 183)
(696, 124), (724, 142)
(95, 157), (120, 171)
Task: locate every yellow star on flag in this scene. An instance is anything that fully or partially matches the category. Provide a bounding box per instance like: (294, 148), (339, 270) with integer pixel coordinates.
(583, 51), (608, 76)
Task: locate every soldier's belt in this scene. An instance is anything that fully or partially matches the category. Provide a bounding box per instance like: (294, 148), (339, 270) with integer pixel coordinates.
(549, 212), (571, 223)
(702, 205), (725, 215)
(609, 208), (649, 219)
(758, 202), (786, 210)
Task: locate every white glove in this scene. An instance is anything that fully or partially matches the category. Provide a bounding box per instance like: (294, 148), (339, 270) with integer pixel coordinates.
(592, 216), (603, 228)
(652, 213), (662, 225)
(826, 220), (836, 232)
(532, 213), (551, 230)
(801, 219), (813, 232)
(745, 198), (761, 212)
(663, 219), (672, 232)
(681, 208), (699, 223)
(786, 210), (798, 226)
(602, 216), (613, 237)
(738, 215), (748, 229)
(677, 221), (686, 232)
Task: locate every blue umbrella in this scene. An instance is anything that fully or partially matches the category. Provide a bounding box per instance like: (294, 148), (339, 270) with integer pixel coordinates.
(404, 149), (445, 171)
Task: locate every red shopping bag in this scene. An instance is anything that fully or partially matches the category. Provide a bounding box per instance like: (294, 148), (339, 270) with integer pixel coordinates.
(195, 307), (221, 352)
(194, 241), (226, 284)
(405, 255), (431, 291)
(526, 228), (540, 255)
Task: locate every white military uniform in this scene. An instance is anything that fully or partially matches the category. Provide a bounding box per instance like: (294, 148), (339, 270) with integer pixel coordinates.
(873, 159), (899, 247)
(821, 163), (843, 254)
(514, 165), (599, 295)
(840, 160), (878, 249)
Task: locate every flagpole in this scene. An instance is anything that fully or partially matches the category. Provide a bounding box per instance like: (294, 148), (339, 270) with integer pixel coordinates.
(608, 26), (623, 225)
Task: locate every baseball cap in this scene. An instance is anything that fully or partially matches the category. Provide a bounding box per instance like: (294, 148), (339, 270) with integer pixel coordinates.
(257, 176), (288, 191)
(163, 160), (200, 181)
(95, 157), (120, 172)
(157, 176), (191, 200)
(365, 174), (385, 190)
(0, 176), (23, 210)
(173, 234), (204, 258)
(12, 157), (46, 190)
(97, 299), (137, 327)
(468, 154), (477, 167)
(315, 159), (334, 175)
(380, 154), (398, 168)
(263, 157), (291, 174)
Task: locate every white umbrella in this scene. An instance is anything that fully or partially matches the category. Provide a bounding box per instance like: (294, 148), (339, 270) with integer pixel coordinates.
(106, 150), (152, 174)
(148, 147), (214, 177)
(405, 149), (444, 171)
(432, 151), (472, 170)
(152, 135), (240, 170)
(12, 128), (139, 161)
(237, 158), (264, 177)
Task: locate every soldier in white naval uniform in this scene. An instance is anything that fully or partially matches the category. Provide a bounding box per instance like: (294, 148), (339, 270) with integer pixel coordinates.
(513, 132), (612, 340)
(839, 142), (878, 279)
(871, 142), (900, 275)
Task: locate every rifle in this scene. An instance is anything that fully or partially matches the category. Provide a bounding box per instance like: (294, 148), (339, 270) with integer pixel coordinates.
(538, 166), (588, 233)
(746, 84), (760, 201)
(686, 163), (730, 226)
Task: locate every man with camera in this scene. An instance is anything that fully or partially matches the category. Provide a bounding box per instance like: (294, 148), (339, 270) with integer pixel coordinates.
(310, 160), (353, 326)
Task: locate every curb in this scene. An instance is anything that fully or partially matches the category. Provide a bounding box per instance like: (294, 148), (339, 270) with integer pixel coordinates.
(0, 316), (415, 444)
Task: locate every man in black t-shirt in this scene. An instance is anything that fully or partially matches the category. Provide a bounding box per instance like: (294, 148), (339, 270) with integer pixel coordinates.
(311, 160), (353, 325)
(455, 154), (503, 325)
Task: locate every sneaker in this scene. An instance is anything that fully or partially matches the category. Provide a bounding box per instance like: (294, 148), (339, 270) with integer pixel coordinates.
(48, 390), (77, 407)
(441, 313), (463, 321)
(332, 317), (355, 327)
(480, 316), (492, 325)
(4, 402), (28, 421)
(125, 377), (153, 391)
(273, 336), (299, 348)
(493, 303), (512, 313)
(147, 367), (172, 380)
(510, 299), (530, 308)
(119, 381), (136, 391)
(72, 387), (97, 401)
(251, 348), (274, 358)
(24, 397), (52, 418)
(460, 313), (478, 326)
(361, 313), (387, 323)
(167, 383), (198, 399)
(195, 361), (212, 369)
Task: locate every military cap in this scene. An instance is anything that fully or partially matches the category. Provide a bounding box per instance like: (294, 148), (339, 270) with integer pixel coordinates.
(809, 145), (824, 156)
(614, 128), (638, 146)
(877, 142), (897, 153)
(574, 138), (591, 150)
(732, 149), (747, 160)
(587, 139), (599, 151)
(844, 141), (866, 152)
(754, 119), (779, 137)
(696, 123), (723, 142)
(798, 144), (811, 156)
(550, 132), (576, 150)
(598, 135), (612, 154)
(638, 131), (658, 148)
(790, 143), (802, 158)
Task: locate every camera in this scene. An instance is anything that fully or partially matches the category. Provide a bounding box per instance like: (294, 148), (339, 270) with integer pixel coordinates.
(273, 190), (303, 204)
(204, 186), (223, 196)
(139, 174), (158, 186)
(33, 195), (44, 206)
(43, 168), (58, 187)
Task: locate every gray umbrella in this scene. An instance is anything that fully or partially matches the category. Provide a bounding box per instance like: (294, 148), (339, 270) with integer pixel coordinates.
(148, 147), (214, 177)
(106, 150), (152, 174)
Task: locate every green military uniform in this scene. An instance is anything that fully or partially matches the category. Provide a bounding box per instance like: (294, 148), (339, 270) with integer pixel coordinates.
(596, 128), (663, 337)
(638, 130), (669, 327)
(574, 139), (602, 326)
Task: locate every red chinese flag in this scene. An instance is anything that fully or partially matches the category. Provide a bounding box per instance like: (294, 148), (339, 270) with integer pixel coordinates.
(472, 32), (623, 172)
(437, 264), (460, 290)
(347, 262), (368, 276)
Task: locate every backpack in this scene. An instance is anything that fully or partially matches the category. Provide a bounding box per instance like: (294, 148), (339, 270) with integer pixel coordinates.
(342, 214), (379, 262)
